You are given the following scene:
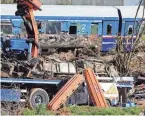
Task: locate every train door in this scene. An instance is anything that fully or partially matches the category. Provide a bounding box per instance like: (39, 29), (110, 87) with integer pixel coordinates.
(102, 20), (118, 51)
(90, 21), (102, 35)
(90, 22), (102, 38)
(123, 21), (139, 51)
(90, 23), (98, 40)
(124, 21), (134, 36)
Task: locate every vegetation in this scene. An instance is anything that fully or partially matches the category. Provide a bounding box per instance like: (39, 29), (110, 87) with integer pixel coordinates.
(56, 0), (72, 5)
(66, 106), (144, 115)
(22, 105), (54, 115)
(1, 0), (14, 4)
(142, 35), (145, 40)
(23, 105), (144, 115)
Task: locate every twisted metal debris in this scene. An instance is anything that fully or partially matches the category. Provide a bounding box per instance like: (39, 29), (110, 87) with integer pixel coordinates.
(1, 83), (28, 115)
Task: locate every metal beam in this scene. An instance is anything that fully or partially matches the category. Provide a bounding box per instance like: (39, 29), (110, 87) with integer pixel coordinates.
(1, 78), (61, 85)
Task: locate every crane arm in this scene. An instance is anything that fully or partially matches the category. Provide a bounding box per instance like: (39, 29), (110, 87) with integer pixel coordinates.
(14, 0), (42, 58)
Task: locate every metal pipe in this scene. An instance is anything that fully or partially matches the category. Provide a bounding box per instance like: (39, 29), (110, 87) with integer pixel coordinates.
(27, 42), (32, 60)
(120, 95), (122, 107)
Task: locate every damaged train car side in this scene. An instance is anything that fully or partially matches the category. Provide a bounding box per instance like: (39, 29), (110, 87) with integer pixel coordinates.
(1, 5), (144, 51)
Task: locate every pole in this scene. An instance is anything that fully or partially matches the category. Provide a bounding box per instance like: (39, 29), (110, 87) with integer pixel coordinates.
(120, 95), (122, 107)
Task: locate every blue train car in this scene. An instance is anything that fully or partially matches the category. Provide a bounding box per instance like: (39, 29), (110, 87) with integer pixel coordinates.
(1, 5), (144, 51)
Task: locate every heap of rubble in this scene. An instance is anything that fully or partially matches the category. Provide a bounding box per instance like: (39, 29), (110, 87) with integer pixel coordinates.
(39, 34), (99, 48)
(1, 34), (109, 79)
(1, 34), (145, 83)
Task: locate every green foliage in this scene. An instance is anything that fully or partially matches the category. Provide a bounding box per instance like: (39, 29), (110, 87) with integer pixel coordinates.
(23, 105), (144, 115)
(142, 35), (145, 40)
(66, 106), (144, 115)
(91, 24), (98, 34)
(56, 0), (72, 5)
(22, 108), (36, 115)
(23, 105), (54, 115)
(1, 0), (14, 4)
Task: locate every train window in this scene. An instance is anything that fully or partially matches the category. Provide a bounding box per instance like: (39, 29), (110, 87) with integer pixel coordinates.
(107, 24), (112, 35)
(69, 26), (77, 34)
(46, 21), (61, 34)
(128, 25), (133, 35)
(0, 22), (12, 34)
(37, 21), (42, 29)
(91, 24), (98, 34)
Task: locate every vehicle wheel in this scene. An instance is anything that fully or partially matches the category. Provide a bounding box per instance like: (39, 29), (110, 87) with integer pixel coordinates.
(106, 99), (111, 107)
(29, 88), (49, 109)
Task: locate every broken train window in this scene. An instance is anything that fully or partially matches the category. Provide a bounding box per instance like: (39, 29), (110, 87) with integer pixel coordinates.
(69, 26), (77, 34)
(37, 21), (42, 29)
(0, 21), (13, 34)
(91, 23), (98, 34)
(46, 21), (61, 34)
(128, 25), (133, 35)
(107, 24), (112, 35)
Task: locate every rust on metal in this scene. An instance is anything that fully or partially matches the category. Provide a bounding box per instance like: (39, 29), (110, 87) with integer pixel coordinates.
(84, 68), (108, 107)
(48, 74), (84, 111)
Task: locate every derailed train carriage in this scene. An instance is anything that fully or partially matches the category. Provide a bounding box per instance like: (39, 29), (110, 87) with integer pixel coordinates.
(1, 4), (144, 52)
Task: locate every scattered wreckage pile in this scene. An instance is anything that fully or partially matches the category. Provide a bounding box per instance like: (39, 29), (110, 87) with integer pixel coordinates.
(1, 34), (112, 80)
(1, 34), (145, 86)
(1, 34), (145, 79)
(0, 35), (114, 115)
(39, 34), (99, 48)
(132, 77), (145, 106)
(130, 52), (145, 77)
(1, 51), (114, 79)
(1, 34), (145, 80)
(1, 34), (145, 114)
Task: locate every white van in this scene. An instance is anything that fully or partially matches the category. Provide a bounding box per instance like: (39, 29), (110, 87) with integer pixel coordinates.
(98, 77), (119, 106)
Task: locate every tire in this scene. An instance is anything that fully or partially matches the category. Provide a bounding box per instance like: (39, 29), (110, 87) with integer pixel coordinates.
(29, 88), (49, 109)
(106, 99), (111, 107)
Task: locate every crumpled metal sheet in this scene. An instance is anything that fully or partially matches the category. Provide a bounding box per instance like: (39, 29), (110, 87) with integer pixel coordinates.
(39, 34), (97, 48)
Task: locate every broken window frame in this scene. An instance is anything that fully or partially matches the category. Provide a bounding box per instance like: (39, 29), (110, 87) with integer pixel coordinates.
(36, 21), (43, 29)
(128, 25), (133, 35)
(0, 21), (13, 34)
(107, 24), (112, 35)
(46, 21), (61, 34)
(69, 25), (77, 34)
(91, 23), (98, 35)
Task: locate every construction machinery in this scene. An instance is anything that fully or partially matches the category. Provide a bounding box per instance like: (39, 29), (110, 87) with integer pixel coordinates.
(15, 0), (42, 58)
